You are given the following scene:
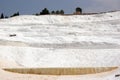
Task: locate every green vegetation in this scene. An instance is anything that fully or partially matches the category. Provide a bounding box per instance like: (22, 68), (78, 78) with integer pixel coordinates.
(40, 8), (50, 15)
(60, 10), (64, 14)
(0, 7), (82, 19)
(76, 7), (82, 13)
(10, 12), (20, 17)
(56, 10), (60, 14)
(51, 11), (55, 14)
(0, 13), (4, 19)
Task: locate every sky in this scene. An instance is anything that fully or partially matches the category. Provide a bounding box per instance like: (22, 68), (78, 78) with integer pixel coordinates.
(0, 0), (120, 16)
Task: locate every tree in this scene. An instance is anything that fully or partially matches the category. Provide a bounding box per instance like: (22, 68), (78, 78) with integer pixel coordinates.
(51, 11), (55, 14)
(0, 13), (4, 19)
(40, 8), (50, 15)
(60, 10), (64, 15)
(5, 16), (8, 18)
(10, 12), (20, 17)
(56, 10), (60, 14)
(76, 7), (82, 13)
(35, 13), (40, 16)
(16, 12), (19, 16)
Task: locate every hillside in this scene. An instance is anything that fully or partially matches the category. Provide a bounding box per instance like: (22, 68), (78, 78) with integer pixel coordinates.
(0, 11), (120, 80)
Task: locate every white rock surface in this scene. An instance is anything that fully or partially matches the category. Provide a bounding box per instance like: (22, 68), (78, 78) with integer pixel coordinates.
(0, 11), (120, 80)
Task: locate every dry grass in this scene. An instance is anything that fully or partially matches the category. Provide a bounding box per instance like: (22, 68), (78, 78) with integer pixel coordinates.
(3, 67), (118, 75)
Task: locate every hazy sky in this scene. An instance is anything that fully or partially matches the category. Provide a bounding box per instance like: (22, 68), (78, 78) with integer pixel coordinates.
(0, 0), (120, 16)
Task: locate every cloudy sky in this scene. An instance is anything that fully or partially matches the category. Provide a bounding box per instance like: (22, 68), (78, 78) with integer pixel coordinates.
(0, 0), (120, 16)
